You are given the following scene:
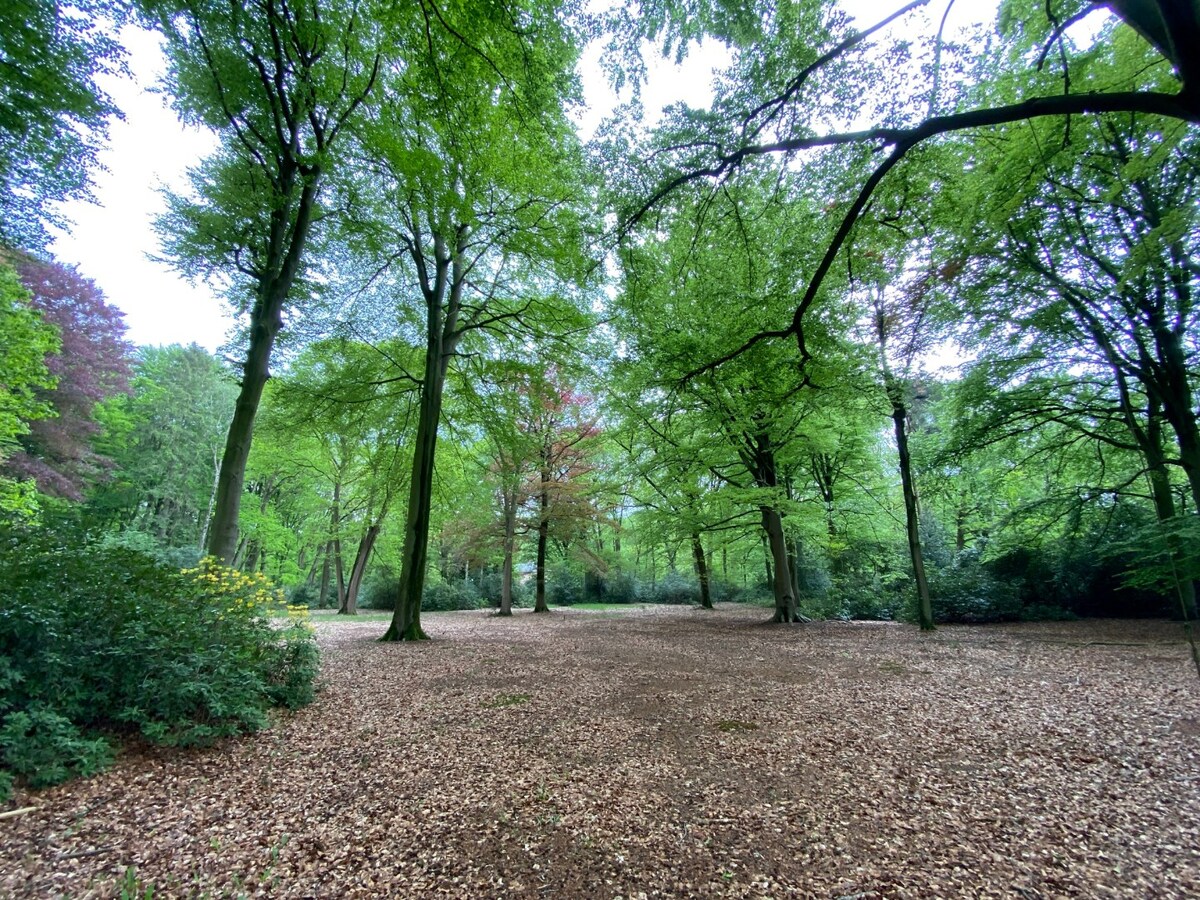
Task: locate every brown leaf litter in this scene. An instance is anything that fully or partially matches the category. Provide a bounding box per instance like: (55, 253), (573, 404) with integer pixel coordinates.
(2, 605), (1197, 898)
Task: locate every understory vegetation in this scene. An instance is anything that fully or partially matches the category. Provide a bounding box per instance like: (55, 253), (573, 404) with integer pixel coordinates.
(0, 516), (317, 800)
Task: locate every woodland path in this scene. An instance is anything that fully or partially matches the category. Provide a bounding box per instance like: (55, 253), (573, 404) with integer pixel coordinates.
(2, 606), (1198, 898)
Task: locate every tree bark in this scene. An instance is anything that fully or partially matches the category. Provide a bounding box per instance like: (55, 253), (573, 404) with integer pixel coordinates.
(499, 486), (516, 616)
(342, 524), (379, 616)
(692, 531), (712, 609)
(534, 465), (550, 613)
(382, 231), (464, 642)
(318, 540), (332, 609)
(888, 378), (934, 630)
(205, 174), (319, 562)
(762, 506), (799, 622)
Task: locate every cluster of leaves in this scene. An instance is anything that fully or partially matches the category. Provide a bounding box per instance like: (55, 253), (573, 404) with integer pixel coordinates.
(0, 517), (318, 801)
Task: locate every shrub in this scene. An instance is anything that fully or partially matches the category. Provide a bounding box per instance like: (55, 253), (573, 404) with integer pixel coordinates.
(287, 581), (321, 609)
(0, 520), (318, 800)
(922, 551), (1023, 623)
(641, 571), (698, 605)
(423, 579), (484, 611)
(360, 570), (399, 610)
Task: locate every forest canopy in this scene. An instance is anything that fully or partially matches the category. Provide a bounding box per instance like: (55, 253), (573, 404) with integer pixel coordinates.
(1, 0), (1197, 659)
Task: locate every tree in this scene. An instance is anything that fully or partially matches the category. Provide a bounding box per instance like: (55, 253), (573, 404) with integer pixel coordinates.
(0, 263), (58, 514)
(346, 0), (590, 641)
(2, 254), (131, 501)
(94, 344), (238, 546)
(148, 0), (383, 562)
(620, 0), (1200, 380)
(0, 0), (122, 248)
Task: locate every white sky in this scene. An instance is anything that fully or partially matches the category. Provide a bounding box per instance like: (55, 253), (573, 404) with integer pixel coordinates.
(50, 2), (990, 352)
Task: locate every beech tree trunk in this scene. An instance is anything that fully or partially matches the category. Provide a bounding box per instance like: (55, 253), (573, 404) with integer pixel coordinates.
(888, 380), (934, 630)
(318, 541), (332, 609)
(499, 488), (517, 616)
(692, 531), (712, 609)
(382, 231), (464, 642)
(382, 316), (450, 640)
(534, 467), (550, 613)
(762, 507), (799, 622)
(205, 177), (319, 563)
(342, 524), (380, 616)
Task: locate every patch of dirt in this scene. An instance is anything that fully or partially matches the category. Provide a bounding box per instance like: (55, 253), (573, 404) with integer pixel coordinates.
(2, 607), (1198, 898)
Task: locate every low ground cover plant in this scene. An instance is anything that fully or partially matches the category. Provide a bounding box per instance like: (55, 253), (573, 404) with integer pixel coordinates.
(0, 518), (318, 800)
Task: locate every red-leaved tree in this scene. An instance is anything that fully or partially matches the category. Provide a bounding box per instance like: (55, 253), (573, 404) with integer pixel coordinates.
(4, 255), (132, 500)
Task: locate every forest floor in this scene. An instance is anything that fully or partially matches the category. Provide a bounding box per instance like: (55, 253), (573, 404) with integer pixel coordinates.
(2, 605), (1198, 899)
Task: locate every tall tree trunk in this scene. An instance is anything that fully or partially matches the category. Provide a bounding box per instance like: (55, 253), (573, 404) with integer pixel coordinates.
(499, 487), (517, 616)
(318, 540), (332, 609)
(383, 233), (463, 642)
(1144, 406), (1198, 620)
(332, 481), (349, 614)
(760, 531), (773, 588)
(762, 506), (799, 622)
(343, 524), (380, 616)
(888, 379), (934, 630)
(534, 466), (550, 613)
(205, 172), (319, 563)
(692, 531), (712, 609)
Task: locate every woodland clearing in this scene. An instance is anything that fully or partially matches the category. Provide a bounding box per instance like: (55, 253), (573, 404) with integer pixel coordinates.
(1, 606), (1197, 898)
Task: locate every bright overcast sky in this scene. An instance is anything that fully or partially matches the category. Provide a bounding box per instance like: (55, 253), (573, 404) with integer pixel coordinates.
(49, 1), (989, 352)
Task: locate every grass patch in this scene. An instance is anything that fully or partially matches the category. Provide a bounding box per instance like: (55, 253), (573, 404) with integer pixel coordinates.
(716, 720), (758, 733)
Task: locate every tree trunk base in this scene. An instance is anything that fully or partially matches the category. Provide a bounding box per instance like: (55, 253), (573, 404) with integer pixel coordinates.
(771, 609), (809, 624)
(337, 608), (357, 616)
(919, 621), (937, 632)
(532, 605), (551, 614)
(379, 621), (430, 642)
(495, 609), (513, 617)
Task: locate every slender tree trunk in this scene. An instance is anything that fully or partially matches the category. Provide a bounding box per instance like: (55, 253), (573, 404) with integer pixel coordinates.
(318, 541), (332, 609)
(534, 469), (550, 613)
(761, 531), (773, 588)
(331, 482), (350, 614)
(343, 524), (380, 615)
(205, 171), (320, 563)
(499, 488), (516, 616)
(383, 235), (463, 642)
(889, 381), (934, 630)
(692, 531), (712, 609)
(762, 507), (799, 622)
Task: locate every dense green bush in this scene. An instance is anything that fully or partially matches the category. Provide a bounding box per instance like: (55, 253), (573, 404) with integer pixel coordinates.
(287, 580), (321, 609)
(0, 520), (318, 800)
(423, 578), (485, 611)
(922, 550), (1023, 623)
(360, 570), (398, 610)
(640, 571), (698, 605)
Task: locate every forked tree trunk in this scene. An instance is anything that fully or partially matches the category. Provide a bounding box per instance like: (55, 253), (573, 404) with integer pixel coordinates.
(343, 524), (380, 615)
(692, 531), (713, 609)
(383, 233), (463, 642)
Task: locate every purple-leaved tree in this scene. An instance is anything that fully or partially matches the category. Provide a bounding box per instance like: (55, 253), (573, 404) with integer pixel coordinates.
(4, 255), (132, 500)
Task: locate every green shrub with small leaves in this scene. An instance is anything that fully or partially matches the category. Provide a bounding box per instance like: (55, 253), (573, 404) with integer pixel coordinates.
(0, 518), (318, 800)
